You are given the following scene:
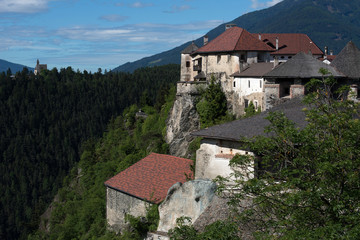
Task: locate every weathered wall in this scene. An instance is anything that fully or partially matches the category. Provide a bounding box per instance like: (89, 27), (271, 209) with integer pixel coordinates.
(106, 187), (150, 233)
(264, 83), (280, 110)
(165, 82), (204, 157)
(180, 53), (193, 82)
(290, 85), (305, 98)
(195, 138), (254, 180)
(201, 54), (241, 77)
(233, 77), (265, 114)
(157, 180), (217, 233)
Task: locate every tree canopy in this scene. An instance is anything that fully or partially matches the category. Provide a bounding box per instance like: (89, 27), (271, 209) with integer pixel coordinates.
(217, 72), (360, 239)
(0, 64), (179, 239)
(196, 75), (233, 128)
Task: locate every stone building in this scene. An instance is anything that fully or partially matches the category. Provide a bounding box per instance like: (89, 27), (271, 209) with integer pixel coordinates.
(180, 25), (323, 116)
(231, 62), (274, 111)
(263, 52), (344, 110)
(34, 59), (47, 75)
(331, 41), (360, 101)
(104, 153), (193, 233)
(191, 98), (307, 180)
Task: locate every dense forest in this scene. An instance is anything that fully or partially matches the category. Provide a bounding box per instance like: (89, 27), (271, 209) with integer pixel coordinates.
(0, 65), (179, 239)
(28, 87), (177, 239)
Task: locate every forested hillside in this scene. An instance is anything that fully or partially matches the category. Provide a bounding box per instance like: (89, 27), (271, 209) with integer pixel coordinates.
(0, 59), (34, 75)
(0, 65), (179, 239)
(28, 87), (177, 240)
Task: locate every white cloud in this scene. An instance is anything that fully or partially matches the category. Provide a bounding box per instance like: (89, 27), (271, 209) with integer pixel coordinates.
(266, 0), (283, 7)
(164, 5), (192, 13)
(100, 14), (129, 22)
(129, 2), (153, 8)
(55, 20), (222, 43)
(251, 0), (283, 9)
(0, 0), (51, 13)
(56, 27), (134, 41)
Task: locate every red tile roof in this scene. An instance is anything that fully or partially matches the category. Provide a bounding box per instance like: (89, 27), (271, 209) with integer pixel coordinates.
(104, 153), (193, 204)
(253, 33), (324, 56)
(319, 55), (336, 62)
(196, 27), (273, 53)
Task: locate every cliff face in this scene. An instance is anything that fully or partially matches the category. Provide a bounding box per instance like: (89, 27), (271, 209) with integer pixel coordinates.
(165, 82), (204, 157)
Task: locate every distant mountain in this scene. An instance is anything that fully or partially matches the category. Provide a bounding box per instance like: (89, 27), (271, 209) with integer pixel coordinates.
(0, 59), (34, 74)
(113, 0), (360, 72)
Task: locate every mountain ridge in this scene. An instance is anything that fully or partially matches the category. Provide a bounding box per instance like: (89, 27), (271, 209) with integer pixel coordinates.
(113, 0), (360, 72)
(0, 59), (34, 74)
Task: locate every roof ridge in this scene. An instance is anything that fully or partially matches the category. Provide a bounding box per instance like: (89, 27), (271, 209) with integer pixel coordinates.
(233, 27), (245, 51)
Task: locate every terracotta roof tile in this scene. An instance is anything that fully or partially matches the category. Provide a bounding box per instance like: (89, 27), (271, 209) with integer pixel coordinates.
(104, 153), (193, 204)
(196, 27), (273, 53)
(253, 33), (323, 56)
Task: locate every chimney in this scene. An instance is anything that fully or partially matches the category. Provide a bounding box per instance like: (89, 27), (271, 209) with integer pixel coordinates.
(324, 46), (328, 55)
(259, 34), (261, 40)
(203, 35), (208, 46)
(276, 37), (279, 50)
(240, 60), (244, 72)
(330, 50), (334, 55)
(225, 23), (236, 30)
(274, 56), (279, 68)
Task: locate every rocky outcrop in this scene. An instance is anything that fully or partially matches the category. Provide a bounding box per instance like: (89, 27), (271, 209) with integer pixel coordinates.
(165, 82), (203, 157)
(157, 179), (217, 233)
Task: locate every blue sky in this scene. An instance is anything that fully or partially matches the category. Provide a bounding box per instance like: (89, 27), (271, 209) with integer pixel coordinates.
(0, 0), (283, 72)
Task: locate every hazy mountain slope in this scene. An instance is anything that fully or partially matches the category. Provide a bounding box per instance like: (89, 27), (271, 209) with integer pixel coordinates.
(114, 0), (360, 72)
(0, 59), (34, 74)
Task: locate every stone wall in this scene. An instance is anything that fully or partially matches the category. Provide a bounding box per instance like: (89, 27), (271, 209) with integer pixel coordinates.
(195, 138), (254, 180)
(290, 85), (305, 98)
(180, 53), (194, 82)
(264, 83), (280, 110)
(106, 187), (150, 233)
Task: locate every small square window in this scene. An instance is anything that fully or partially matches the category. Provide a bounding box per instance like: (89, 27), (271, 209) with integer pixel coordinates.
(186, 61), (190, 67)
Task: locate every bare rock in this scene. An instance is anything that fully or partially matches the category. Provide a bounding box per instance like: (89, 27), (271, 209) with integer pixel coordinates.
(157, 179), (216, 232)
(165, 84), (201, 158)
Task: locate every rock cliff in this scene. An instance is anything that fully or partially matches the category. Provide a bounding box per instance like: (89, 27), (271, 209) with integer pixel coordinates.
(157, 179), (217, 233)
(165, 82), (203, 157)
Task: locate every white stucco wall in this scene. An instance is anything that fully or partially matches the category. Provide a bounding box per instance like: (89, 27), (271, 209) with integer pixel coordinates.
(234, 77), (263, 97)
(195, 138), (254, 180)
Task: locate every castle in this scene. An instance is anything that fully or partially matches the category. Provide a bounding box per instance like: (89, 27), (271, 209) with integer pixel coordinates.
(180, 25), (332, 115)
(105, 26), (360, 238)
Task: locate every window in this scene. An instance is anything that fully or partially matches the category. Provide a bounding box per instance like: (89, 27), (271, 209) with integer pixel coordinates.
(288, 56), (292, 59)
(245, 99), (249, 108)
(227, 55), (231, 63)
(217, 55), (221, 63)
(260, 80), (262, 88)
(254, 100), (258, 109)
(248, 80), (250, 88)
(234, 81), (236, 88)
(186, 61), (190, 67)
(281, 56), (285, 59)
